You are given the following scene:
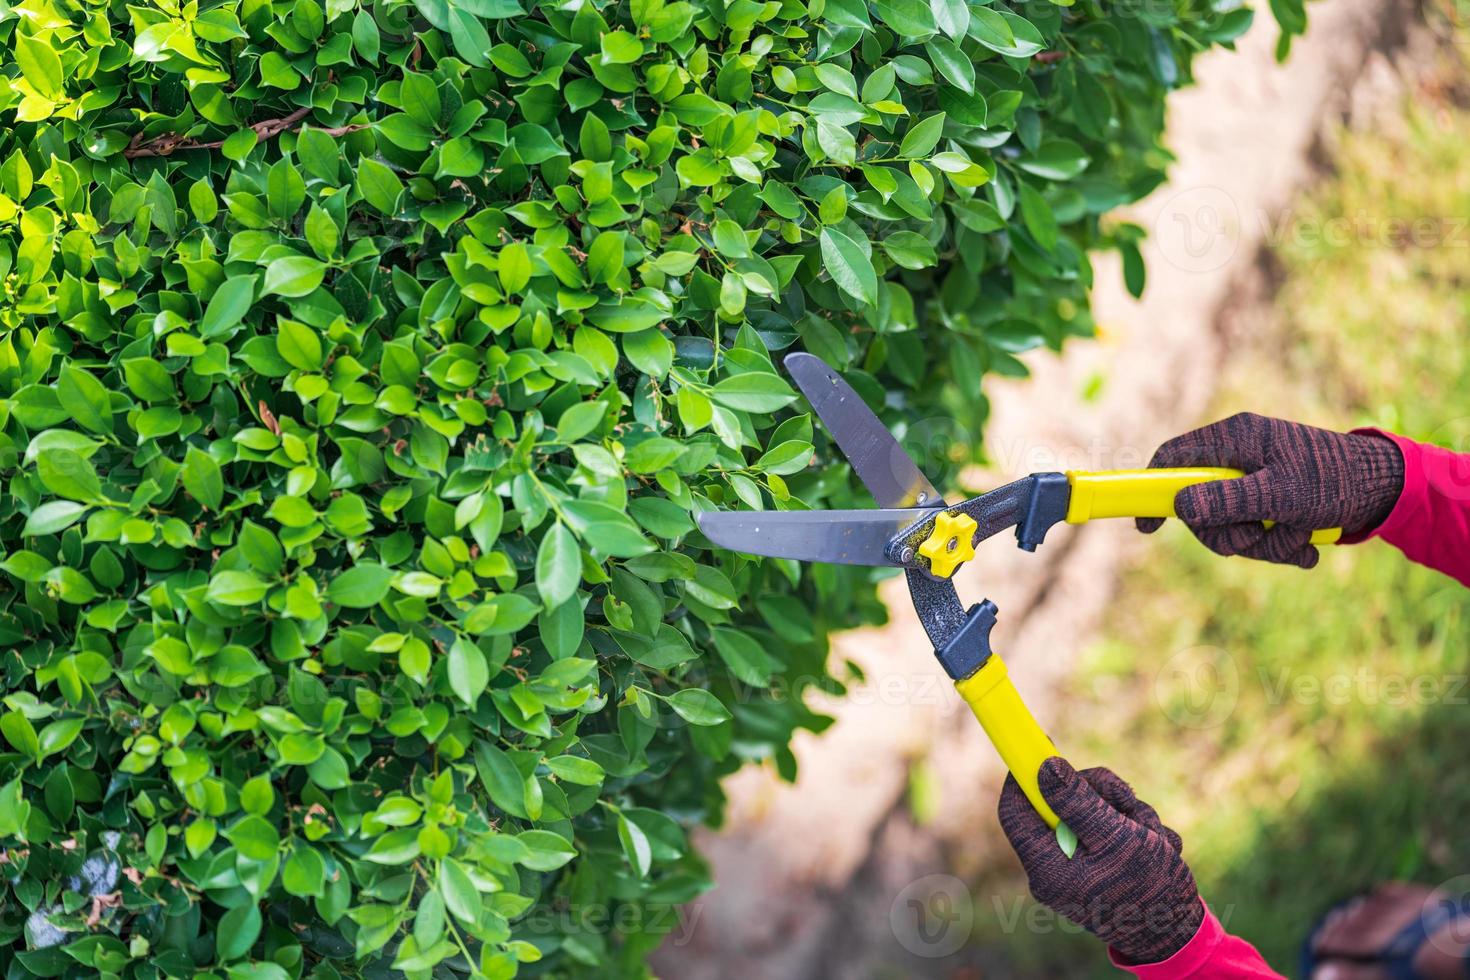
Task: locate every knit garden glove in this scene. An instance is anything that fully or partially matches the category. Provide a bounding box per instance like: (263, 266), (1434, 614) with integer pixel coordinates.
(1136, 412), (1404, 568)
(998, 758), (1203, 966)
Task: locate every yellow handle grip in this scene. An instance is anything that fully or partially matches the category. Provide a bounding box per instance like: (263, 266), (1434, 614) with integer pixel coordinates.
(1064, 468), (1342, 545)
(955, 653), (1061, 828)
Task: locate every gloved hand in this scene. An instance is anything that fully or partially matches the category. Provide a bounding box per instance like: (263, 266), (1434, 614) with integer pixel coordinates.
(998, 758), (1203, 965)
(1137, 412), (1404, 568)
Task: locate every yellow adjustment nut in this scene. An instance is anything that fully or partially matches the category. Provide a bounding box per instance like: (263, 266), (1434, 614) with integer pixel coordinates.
(917, 511), (978, 578)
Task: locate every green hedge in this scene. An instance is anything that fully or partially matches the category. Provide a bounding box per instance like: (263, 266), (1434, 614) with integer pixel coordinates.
(0, 0), (1302, 975)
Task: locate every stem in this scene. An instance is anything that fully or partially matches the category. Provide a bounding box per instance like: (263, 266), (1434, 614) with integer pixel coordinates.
(122, 107), (368, 160)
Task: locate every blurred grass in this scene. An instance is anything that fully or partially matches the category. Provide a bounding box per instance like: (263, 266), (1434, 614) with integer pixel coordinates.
(984, 71), (1470, 978)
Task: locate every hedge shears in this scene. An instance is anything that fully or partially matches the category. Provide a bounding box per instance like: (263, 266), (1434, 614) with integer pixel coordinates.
(696, 353), (1340, 832)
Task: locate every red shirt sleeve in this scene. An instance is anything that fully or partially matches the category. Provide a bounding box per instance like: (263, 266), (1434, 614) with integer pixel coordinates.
(1347, 429), (1470, 587)
(1108, 901), (1284, 979)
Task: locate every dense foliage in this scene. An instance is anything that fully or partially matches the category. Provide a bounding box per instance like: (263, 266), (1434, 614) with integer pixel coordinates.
(0, 0), (1302, 974)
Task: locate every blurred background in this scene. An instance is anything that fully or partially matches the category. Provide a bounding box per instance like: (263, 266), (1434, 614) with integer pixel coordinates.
(655, 0), (1470, 976)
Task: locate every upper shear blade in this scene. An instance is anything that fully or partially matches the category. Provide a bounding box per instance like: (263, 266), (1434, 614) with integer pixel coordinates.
(784, 352), (945, 511)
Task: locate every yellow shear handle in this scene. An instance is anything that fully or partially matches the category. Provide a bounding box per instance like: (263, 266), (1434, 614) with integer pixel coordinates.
(955, 653), (1061, 828)
(1064, 468), (1342, 545)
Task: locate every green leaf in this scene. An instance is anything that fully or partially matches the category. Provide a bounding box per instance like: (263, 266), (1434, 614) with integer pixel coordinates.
(711, 627), (777, 685)
(276, 318), (325, 371)
(37, 717), (82, 758)
(535, 522), (580, 609)
(819, 227), (878, 306)
(364, 827), (421, 864)
(709, 372), (799, 413)
(555, 401), (605, 442)
(15, 33), (64, 100)
(448, 637), (489, 706)
(600, 30), (643, 64)
(357, 158), (403, 214)
(587, 230), (625, 284)
(37, 449), (102, 502)
(1057, 821), (1079, 858)
(931, 0), (969, 38)
(587, 300), (665, 333)
(221, 129), (258, 161)
(873, 0), (937, 36)
(618, 812), (652, 876)
(546, 755), (604, 785)
(882, 230), (938, 270)
(24, 501), (87, 536)
(217, 904), (262, 961)
(283, 845), (325, 897)
(352, 9), (381, 61)
(240, 774), (275, 815)
(208, 570), (270, 606)
(200, 275), (257, 337)
(1017, 140), (1092, 181)
(437, 137), (484, 178)
(438, 858), (482, 923)
(1, 712), (39, 760)
(122, 357), (174, 402)
(499, 242), (532, 293)
(925, 37), (974, 94)
(667, 689), (732, 726)
(57, 366), (113, 435)
(1018, 181), (1059, 252)
(326, 564), (394, 608)
(263, 256), (326, 298)
(517, 830), (577, 871)
(474, 742), (528, 819)
(226, 815), (279, 861)
(182, 446), (225, 510)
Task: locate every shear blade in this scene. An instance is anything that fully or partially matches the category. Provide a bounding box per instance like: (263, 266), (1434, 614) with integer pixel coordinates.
(696, 508), (934, 566)
(784, 352), (945, 510)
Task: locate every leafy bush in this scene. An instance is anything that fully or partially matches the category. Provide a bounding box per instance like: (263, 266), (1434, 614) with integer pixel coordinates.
(0, 0), (1299, 975)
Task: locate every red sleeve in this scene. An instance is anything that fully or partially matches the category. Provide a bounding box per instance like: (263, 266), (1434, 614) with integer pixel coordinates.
(1347, 429), (1470, 587)
(1109, 901), (1284, 979)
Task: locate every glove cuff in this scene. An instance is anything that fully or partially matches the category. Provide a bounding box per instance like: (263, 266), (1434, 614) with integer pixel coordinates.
(1107, 891), (1206, 966)
(1343, 430), (1406, 535)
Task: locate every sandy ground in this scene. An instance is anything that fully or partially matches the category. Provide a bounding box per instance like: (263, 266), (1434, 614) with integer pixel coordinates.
(653, 1), (1430, 976)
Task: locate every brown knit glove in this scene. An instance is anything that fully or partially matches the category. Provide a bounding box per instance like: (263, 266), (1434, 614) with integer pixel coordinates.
(998, 758), (1203, 965)
(1136, 413), (1404, 568)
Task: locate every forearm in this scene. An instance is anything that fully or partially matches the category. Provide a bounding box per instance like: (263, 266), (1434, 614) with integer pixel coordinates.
(1349, 430), (1470, 586)
(1110, 901), (1285, 980)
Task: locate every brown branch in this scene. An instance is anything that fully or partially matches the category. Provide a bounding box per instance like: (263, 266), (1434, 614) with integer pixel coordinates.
(1034, 50), (1067, 64)
(122, 107), (367, 160)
